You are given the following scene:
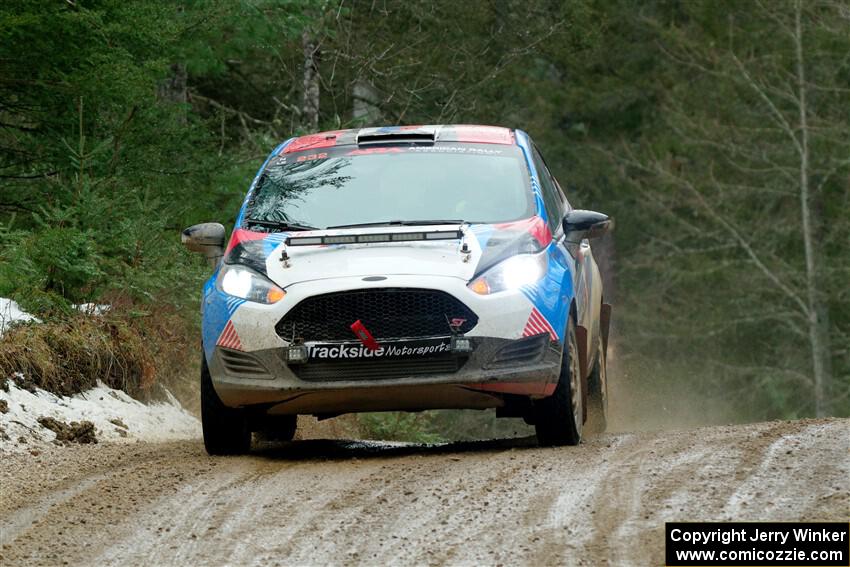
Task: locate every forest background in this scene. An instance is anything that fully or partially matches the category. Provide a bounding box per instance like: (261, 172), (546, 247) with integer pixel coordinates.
(1, 0), (847, 439)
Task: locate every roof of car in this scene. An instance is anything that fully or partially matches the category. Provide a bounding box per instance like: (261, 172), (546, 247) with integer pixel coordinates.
(280, 124), (516, 154)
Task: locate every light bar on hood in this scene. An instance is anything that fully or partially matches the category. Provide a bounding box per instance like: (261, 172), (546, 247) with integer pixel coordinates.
(287, 230), (462, 246)
(391, 232), (424, 241)
(324, 235), (357, 244)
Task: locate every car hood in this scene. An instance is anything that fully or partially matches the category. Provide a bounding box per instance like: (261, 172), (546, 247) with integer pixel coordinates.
(224, 219), (551, 290)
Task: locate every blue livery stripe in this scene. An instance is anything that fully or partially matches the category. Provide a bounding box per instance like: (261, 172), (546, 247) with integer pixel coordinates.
(225, 296), (246, 315)
(201, 265), (246, 362)
(262, 233), (288, 257)
(514, 130), (546, 219)
(513, 130), (573, 343)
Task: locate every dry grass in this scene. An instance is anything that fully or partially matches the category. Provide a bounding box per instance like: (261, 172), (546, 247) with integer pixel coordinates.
(0, 304), (197, 402)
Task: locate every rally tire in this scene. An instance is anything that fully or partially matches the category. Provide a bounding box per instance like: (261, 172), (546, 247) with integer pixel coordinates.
(534, 316), (582, 446)
(201, 355), (251, 455)
(585, 335), (608, 436)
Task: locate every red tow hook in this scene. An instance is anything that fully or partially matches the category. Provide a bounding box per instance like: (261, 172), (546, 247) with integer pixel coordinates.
(350, 319), (381, 351)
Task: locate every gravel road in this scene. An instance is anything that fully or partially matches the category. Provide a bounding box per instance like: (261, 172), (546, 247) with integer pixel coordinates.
(1, 418), (847, 566)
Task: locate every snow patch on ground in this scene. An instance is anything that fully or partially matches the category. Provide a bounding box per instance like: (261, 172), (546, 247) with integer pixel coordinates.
(0, 381), (200, 453)
(0, 297), (40, 337)
(0, 297), (198, 451)
(73, 303), (110, 316)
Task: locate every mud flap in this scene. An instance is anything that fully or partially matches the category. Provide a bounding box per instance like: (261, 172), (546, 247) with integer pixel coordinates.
(600, 303), (612, 355)
(576, 325), (589, 423)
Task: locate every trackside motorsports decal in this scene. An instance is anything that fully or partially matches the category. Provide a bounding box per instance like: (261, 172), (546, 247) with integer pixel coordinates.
(307, 338), (452, 360)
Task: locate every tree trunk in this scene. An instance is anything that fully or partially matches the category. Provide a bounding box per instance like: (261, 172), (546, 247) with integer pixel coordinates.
(157, 63), (187, 124)
(353, 80), (380, 125)
(301, 31), (320, 132)
(794, 0), (831, 416)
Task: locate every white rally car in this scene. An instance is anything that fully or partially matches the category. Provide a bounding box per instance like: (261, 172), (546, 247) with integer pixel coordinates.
(182, 125), (612, 454)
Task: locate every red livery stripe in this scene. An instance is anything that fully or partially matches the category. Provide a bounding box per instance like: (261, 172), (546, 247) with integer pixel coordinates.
(493, 216), (552, 248)
(522, 307), (558, 341)
(225, 228), (268, 255)
(217, 320), (243, 351)
(452, 125), (514, 145)
(282, 130), (347, 154)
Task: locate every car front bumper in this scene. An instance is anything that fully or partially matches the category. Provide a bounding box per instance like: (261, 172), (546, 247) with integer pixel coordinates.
(209, 334), (561, 414)
(203, 274), (564, 414)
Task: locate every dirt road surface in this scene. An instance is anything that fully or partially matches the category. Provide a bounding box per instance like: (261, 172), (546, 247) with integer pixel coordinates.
(1, 418), (847, 566)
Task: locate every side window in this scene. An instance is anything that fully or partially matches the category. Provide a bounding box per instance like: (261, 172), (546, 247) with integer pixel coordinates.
(531, 146), (565, 233)
(553, 178), (572, 211)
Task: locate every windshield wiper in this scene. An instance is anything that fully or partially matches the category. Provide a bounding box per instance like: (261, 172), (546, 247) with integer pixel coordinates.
(245, 218), (317, 231)
(327, 219), (464, 229)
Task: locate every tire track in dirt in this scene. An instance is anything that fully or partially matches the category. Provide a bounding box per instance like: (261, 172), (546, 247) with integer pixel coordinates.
(0, 419), (847, 566)
(721, 421), (850, 520)
(0, 471), (111, 547)
(580, 420), (846, 565)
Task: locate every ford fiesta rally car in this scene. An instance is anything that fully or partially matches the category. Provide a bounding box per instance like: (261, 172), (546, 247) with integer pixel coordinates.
(182, 125), (612, 455)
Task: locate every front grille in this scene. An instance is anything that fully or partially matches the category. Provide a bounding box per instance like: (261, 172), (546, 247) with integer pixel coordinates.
(276, 288), (477, 341)
(293, 356), (464, 381)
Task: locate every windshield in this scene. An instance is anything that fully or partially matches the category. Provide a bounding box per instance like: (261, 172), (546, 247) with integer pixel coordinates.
(245, 143), (533, 229)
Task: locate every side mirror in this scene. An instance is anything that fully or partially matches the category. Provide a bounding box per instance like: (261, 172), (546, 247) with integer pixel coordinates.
(563, 210), (613, 241)
(182, 223), (226, 267)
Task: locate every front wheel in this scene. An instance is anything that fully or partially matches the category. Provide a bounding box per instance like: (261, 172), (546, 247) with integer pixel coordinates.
(533, 317), (582, 446)
(201, 355), (251, 455)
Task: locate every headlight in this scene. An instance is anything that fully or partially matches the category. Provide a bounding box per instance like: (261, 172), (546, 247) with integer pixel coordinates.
(468, 252), (548, 295)
(217, 264), (285, 304)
